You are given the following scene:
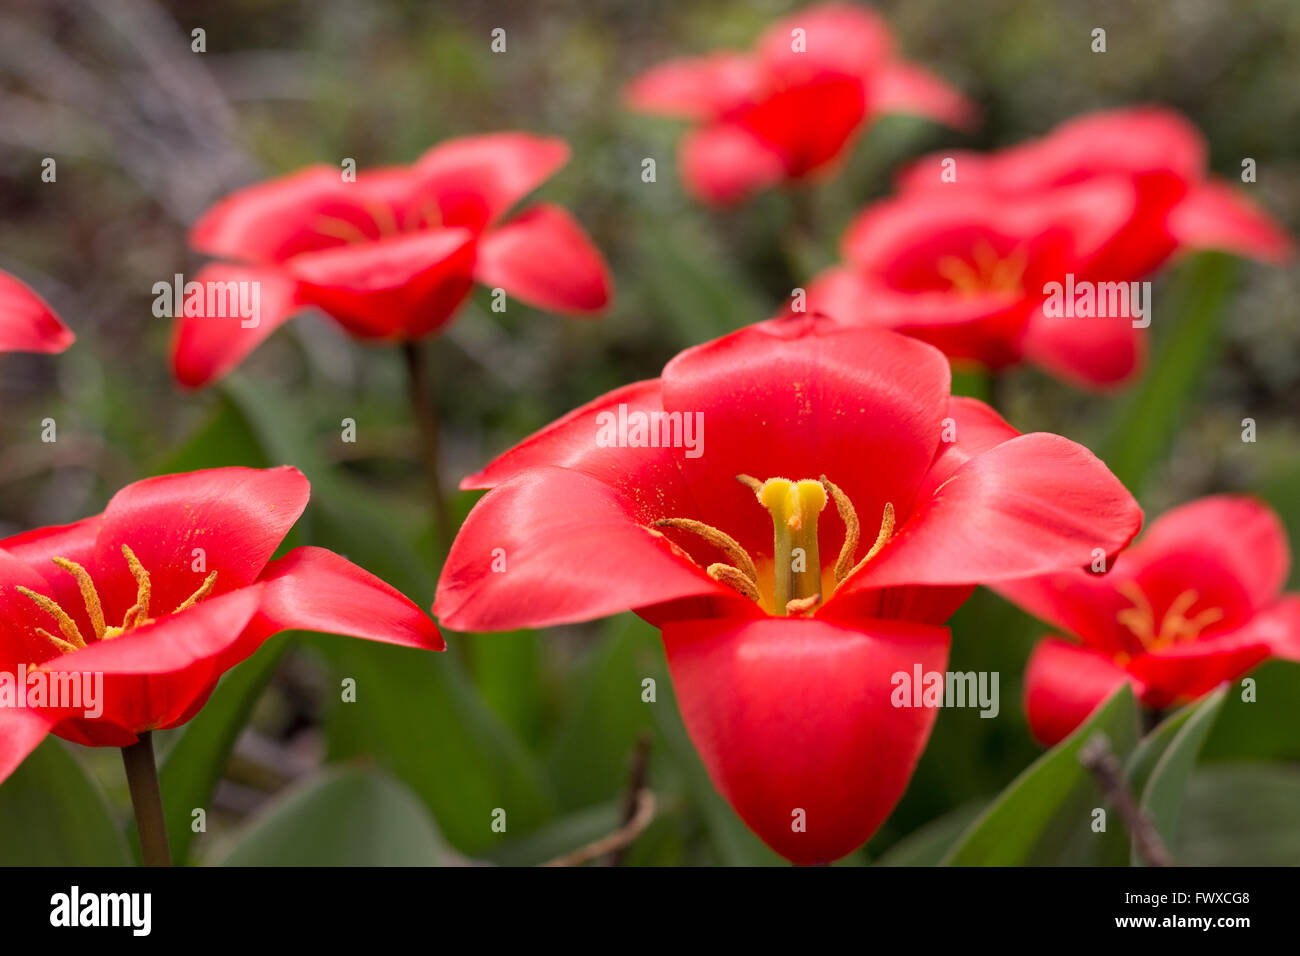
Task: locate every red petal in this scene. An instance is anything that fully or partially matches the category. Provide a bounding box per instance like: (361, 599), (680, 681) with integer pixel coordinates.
(1018, 310), (1145, 388)
(660, 316), (951, 566)
(91, 466), (309, 620)
(169, 264), (304, 388)
(0, 270), (74, 354)
(473, 205), (611, 315)
(994, 567), (1137, 659)
(849, 433), (1141, 591)
(1131, 495), (1289, 613)
(680, 122), (788, 204)
(1126, 626), (1273, 710)
(413, 133), (570, 231)
(38, 588), (263, 740)
(1023, 638), (1137, 746)
(1168, 181), (1294, 264)
(662, 614), (948, 864)
(0, 707), (53, 785)
(755, 3), (894, 84)
(253, 546), (443, 651)
(460, 380), (699, 519)
(870, 61), (976, 129)
(190, 164), (386, 264)
(624, 52), (762, 120)
(284, 227), (476, 338)
(914, 396), (1019, 502)
(434, 467), (743, 632)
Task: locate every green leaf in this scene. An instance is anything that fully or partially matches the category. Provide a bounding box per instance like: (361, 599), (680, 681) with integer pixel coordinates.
(943, 685), (1139, 865)
(150, 635), (290, 864)
(1172, 764), (1300, 865)
(546, 614), (658, 812)
(210, 766), (450, 866)
(1200, 658), (1300, 761)
(323, 638), (555, 855)
(1130, 687), (1226, 866)
(1097, 252), (1237, 493)
(873, 802), (986, 867)
(0, 738), (130, 865)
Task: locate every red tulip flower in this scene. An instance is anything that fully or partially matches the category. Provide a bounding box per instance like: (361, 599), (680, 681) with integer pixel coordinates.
(625, 2), (974, 205)
(0, 466), (442, 784)
(995, 496), (1300, 746)
(0, 270), (74, 354)
(173, 133), (612, 388)
(434, 314), (1140, 863)
(804, 107), (1292, 388)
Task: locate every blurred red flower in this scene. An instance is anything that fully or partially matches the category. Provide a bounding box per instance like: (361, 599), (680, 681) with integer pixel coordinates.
(0, 466), (442, 782)
(995, 496), (1300, 746)
(173, 133), (612, 387)
(0, 270), (74, 354)
(804, 107), (1293, 388)
(625, 2), (974, 205)
(434, 314), (1140, 863)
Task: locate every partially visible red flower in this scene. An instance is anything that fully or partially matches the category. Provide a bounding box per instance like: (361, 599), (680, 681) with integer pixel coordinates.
(435, 314), (1140, 863)
(897, 107), (1293, 271)
(0, 270), (74, 355)
(995, 496), (1300, 746)
(801, 107), (1293, 388)
(173, 133), (612, 388)
(625, 3), (974, 205)
(0, 466), (442, 783)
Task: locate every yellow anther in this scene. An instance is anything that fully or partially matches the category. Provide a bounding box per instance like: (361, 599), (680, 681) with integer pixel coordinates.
(735, 474), (764, 495)
(313, 214), (372, 245)
(35, 628), (80, 655)
(50, 556), (106, 641)
(1116, 583), (1224, 651)
(653, 518), (757, 583)
(16, 586), (87, 650)
(937, 240), (1027, 297)
(820, 476), (859, 583)
(174, 571), (219, 613)
(707, 564), (760, 602)
(785, 594), (821, 615)
(121, 544), (152, 622)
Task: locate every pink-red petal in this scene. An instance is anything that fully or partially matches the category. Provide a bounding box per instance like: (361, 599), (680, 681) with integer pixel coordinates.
(662, 614), (949, 864)
(1168, 181), (1294, 265)
(0, 270), (74, 354)
(1023, 637), (1138, 746)
(473, 204), (611, 315)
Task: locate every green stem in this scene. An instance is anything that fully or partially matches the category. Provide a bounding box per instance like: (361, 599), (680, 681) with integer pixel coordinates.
(121, 732), (171, 867)
(401, 340), (452, 556)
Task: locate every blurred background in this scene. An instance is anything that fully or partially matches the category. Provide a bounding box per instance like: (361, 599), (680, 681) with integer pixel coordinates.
(0, 0), (1297, 864)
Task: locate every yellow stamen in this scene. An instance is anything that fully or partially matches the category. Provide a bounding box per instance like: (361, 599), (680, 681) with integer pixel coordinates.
(121, 544), (151, 621)
(735, 474), (764, 495)
(16, 586), (86, 649)
(707, 564), (760, 602)
(853, 503), (895, 573)
(313, 214), (372, 244)
(35, 628), (80, 655)
(786, 594), (820, 615)
(367, 201), (399, 238)
(1116, 583), (1225, 651)
(937, 240), (1027, 297)
(50, 556), (106, 640)
(653, 518), (757, 583)
(820, 475), (859, 583)
(173, 571), (219, 613)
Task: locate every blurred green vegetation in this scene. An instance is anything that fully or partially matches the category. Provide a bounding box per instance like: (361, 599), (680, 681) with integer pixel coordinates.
(0, 0), (1297, 865)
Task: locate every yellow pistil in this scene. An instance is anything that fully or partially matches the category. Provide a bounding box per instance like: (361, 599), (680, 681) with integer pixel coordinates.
(653, 474), (896, 616)
(1116, 581), (1225, 652)
(937, 240), (1027, 297)
(15, 547), (219, 655)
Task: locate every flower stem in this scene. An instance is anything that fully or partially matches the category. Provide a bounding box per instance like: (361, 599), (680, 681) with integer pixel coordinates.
(401, 340), (452, 556)
(121, 732), (171, 867)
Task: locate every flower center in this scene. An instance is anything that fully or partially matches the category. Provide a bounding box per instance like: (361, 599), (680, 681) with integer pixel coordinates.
(936, 240), (1027, 297)
(652, 475), (894, 616)
(15, 545), (218, 656)
(312, 198), (443, 245)
(1114, 581), (1224, 655)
